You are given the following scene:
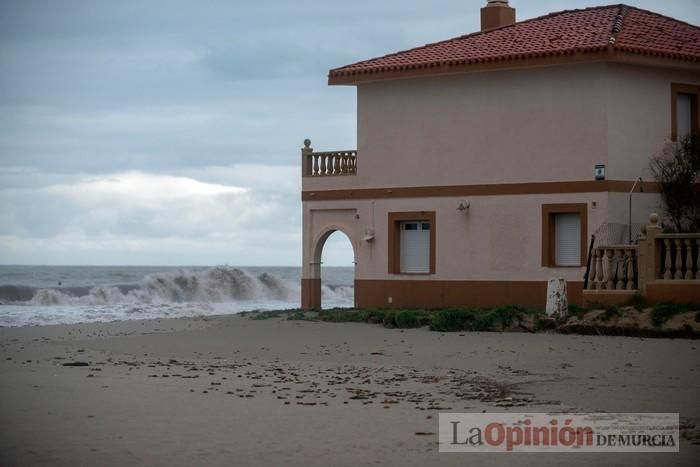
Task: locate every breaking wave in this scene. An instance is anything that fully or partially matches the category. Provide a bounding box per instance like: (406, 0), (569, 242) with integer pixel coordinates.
(24, 267), (294, 306)
(0, 267), (355, 326)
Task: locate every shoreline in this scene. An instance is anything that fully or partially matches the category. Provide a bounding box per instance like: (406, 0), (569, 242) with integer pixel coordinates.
(1, 313), (700, 465)
(3, 302), (699, 339)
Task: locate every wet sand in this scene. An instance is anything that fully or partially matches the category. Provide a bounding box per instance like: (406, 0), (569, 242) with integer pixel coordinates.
(1, 314), (699, 466)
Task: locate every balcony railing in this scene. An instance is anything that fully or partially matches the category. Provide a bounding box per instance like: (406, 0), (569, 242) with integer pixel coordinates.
(584, 213), (700, 299)
(301, 139), (357, 177)
(658, 233), (700, 280)
(587, 245), (638, 290)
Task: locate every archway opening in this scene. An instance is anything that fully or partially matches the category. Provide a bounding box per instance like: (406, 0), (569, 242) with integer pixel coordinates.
(318, 230), (355, 309)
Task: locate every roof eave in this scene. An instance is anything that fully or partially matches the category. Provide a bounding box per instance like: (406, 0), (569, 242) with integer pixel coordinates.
(328, 50), (700, 86)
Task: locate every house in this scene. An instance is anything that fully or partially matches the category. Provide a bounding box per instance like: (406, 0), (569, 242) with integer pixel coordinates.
(301, 1), (700, 310)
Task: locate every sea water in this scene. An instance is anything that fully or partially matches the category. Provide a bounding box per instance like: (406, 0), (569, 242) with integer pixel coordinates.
(0, 265), (354, 327)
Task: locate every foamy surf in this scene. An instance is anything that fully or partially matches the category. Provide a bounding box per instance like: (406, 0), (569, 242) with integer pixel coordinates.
(0, 266), (354, 327)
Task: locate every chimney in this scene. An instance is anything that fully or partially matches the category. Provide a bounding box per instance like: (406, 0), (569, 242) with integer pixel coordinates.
(481, 0), (516, 31)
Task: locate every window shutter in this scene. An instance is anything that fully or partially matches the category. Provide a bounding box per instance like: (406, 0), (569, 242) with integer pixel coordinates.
(677, 94), (693, 140)
(554, 213), (581, 266)
(400, 222), (430, 273)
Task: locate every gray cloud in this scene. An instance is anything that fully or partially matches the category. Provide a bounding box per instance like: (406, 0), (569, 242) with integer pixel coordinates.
(0, 0), (697, 265)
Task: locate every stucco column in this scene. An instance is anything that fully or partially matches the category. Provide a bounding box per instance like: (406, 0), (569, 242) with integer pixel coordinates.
(637, 212), (661, 293)
(301, 204), (322, 310)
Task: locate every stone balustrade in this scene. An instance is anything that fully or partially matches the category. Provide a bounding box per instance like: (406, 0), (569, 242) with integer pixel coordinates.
(583, 213), (700, 305)
(302, 139), (357, 177)
(658, 234), (700, 280)
(586, 245), (638, 290)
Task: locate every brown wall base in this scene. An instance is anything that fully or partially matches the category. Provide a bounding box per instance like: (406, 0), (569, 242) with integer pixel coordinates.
(301, 278), (322, 310)
(645, 282), (700, 304)
(352, 279), (583, 309)
(582, 290), (637, 308)
(303, 278), (584, 310)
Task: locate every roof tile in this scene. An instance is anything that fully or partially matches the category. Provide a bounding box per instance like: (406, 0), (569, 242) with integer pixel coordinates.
(329, 4), (700, 80)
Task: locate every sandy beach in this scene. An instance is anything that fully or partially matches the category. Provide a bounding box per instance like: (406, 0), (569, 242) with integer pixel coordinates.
(1, 313), (699, 466)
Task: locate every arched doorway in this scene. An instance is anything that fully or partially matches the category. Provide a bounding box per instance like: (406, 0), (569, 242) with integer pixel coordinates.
(318, 230), (356, 309)
(303, 227), (356, 310)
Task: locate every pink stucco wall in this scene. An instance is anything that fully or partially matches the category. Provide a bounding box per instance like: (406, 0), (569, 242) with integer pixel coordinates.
(606, 63), (700, 181)
(303, 62), (700, 193)
(301, 61), (700, 286)
(302, 193), (604, 281)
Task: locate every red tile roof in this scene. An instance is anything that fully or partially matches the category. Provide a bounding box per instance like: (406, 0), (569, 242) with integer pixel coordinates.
(329, 4), (700, 83)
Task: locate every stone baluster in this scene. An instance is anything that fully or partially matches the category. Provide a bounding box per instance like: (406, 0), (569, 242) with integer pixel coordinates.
(626, 250), (636, 290)
(320, 154), (328, 175)
(595, 249), (604, 289)
(588, 249), (596, 290)
(615, 249), (626, 289)
(587, 250), (597, 289)
(312, 154), (319, 175)
(605, 248), (615, 289)
(685, 239), (694, 280)
(674, 239), (683, 280)
(662, 239), (672, 279)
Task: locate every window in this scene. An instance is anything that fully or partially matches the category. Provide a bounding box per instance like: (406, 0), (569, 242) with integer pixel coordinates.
(671, 83), (699, 141)
(554, 213), (581, 266)
(388, 212), (436, 274)
(400, 221), (431, 273)
(541, 204), (587, 267)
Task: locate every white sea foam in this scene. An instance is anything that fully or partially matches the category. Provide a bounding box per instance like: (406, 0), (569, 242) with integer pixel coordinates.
(0, 266), (354, 327)
(29, 267), (294, 306)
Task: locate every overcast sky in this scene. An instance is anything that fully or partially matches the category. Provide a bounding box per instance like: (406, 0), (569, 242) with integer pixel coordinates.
(0, 0), (698, 266)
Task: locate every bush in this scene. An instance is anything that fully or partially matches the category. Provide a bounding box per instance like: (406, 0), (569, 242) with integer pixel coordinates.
(315, 308), (433, 328)
(625, 293), (647, 312)
(378, 309), (432, 328)
(429, 305), (529, 332)
(366, 310), (386, 324)
(430, 308), (474, 332)
(287, 310), (306, 320)
(651, 303), (690, 327)
(381, 310), (397, 327)
(485, 305), (528, 329)
(318, 309), (371, 323)
(394, 310), (419, 328)
(248, 309), (290, 320)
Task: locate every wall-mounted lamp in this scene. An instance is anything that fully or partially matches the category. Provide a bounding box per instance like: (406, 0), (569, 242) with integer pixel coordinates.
(457, 200), (470, 212)
(362, 229), (375, 242)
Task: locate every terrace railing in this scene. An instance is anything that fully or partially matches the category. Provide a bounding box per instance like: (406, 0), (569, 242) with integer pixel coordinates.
(587, 245), (638, 290)
(658, 234), (700, 280)
(301, 139), (357, 177)
(584, 213), (700, 300)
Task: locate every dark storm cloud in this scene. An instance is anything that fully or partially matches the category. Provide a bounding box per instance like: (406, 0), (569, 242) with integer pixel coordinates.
(0, 0), (697, 264)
